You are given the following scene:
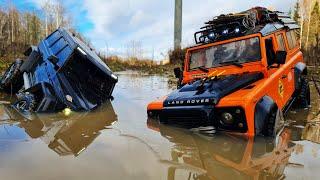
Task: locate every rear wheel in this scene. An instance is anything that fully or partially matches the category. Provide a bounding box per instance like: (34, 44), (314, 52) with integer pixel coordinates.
(294, 75), (310, 108)
(0, 59), (24, 93)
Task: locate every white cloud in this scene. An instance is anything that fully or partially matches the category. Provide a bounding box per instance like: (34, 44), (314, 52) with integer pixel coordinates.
(27, 0), (296, 60)
(82, 0), (295, 60)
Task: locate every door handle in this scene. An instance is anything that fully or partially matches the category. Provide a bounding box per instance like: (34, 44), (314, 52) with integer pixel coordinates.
(281, 74), (287, 79)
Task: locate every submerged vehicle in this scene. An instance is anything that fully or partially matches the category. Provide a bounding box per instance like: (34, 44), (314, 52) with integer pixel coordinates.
(0, 28), (117, 112)
(147, 7), (310, 136)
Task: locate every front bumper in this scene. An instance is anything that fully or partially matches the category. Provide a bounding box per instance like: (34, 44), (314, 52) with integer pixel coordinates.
(159, 105), (214, 128)
(158, 105), (248, 132)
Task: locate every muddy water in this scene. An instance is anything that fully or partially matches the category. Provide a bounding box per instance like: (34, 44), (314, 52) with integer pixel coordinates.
(0, 72), (319, 180)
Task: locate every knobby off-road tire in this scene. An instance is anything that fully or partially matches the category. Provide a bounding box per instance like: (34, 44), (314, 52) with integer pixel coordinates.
(0, 59), (24, 94)
(14, 94), (36, 112)
(262, 108), (284, 137)
(294, 75), (311, 108)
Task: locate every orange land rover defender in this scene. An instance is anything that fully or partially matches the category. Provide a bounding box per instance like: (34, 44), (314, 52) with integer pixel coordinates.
(147, 7), (310, 136)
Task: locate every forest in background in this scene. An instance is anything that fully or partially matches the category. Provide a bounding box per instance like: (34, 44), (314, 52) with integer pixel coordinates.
(0, 0), (319, 74)
(0, 0), (90, 69)
(292, 0), (320, 68)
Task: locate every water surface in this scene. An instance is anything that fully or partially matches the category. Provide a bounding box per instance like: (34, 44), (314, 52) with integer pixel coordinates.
(0, 72), (319, 180)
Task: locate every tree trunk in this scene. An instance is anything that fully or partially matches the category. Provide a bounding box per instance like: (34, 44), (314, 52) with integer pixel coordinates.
(305, 0), (314, 50)
(300, 15), (304, 48)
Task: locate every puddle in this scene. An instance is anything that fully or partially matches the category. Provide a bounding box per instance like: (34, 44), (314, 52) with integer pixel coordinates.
(0, 72), (319, 180)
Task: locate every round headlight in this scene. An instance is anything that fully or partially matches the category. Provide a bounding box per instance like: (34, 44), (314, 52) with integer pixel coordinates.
(221, 112), (234, 125)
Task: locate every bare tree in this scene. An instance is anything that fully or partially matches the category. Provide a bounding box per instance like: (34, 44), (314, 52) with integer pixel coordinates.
(53, 0), (65, 29)
(305, 0), (314, 49)
(0, 0), (76, 63)
(126, 40), (144, 59)
(42, 0), (54, 36)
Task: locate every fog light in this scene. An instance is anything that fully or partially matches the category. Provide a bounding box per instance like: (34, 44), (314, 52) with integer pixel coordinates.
(222, 29), (229, 35)
(63, 108), (72, 116)
(235, 27), (240, 33)
(208, 32), (215, 40)
(221, 112), (234, 125)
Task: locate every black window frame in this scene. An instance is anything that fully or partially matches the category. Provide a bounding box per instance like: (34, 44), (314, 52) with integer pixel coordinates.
(264, 37), (276, 66)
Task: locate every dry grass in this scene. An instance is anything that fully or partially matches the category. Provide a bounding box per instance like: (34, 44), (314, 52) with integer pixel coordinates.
(168, 48), (186, 65)
(0, 54), (180, 77)
(0, 49), (184, 78)
(0, 54), (25, 72)
(104, 56), (179, 76)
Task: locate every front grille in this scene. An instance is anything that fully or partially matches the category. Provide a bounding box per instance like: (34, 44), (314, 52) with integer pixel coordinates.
(159, 106), (212, 128)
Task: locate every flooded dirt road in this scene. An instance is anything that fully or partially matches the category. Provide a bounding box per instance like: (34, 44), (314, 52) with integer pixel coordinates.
(0, 72), (320, 180)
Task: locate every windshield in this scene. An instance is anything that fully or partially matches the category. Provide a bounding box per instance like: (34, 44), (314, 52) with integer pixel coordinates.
(189, 37), (261, 70)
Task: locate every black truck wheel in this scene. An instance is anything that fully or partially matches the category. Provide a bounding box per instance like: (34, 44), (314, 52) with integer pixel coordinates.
(262, 108), (283, 137)
(14, 94), (36, 112)
(0, 59), (24, 94)
(294, 75), (310, 108)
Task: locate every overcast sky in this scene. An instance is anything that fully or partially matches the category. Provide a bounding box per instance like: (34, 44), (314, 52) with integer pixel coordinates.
(12, 0), (296, 60)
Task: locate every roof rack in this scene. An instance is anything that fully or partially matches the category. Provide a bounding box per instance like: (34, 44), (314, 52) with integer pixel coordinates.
(194, 7), (299, 44)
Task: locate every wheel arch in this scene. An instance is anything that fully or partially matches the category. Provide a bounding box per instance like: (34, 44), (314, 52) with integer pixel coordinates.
(294, 62), (307, 90)
(254, 95), (278, 135)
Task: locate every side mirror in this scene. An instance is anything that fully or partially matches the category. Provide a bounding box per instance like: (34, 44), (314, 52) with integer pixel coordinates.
(275, 51), (287, 65)
(48, 55), (59, 64)
(174, 67), (182, 79)
(48, 55), (60, 70)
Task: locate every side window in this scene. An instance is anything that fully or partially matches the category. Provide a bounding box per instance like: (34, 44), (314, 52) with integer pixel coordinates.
(286, 30), (296, 49)
(265, 38), (276, 66)
(291, 30), (300, 47)
(276, 34), (286, 51)
(286, 31), (293, 49)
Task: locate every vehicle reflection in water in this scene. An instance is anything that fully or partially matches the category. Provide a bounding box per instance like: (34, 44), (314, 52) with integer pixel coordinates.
(148, 118), (295, 180)
(1, 101), (117, 156)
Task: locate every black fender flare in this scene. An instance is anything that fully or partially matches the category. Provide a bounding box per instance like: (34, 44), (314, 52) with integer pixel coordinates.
(254, 96), (278, 135)
(294, 62), (307, 90)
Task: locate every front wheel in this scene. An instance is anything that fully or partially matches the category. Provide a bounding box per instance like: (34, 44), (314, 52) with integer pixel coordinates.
(262, 108), (284, 137)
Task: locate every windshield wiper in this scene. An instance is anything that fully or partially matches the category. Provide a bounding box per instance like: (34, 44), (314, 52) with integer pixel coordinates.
(196, 66), (209, 73)
(219, 60), (243, 68)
